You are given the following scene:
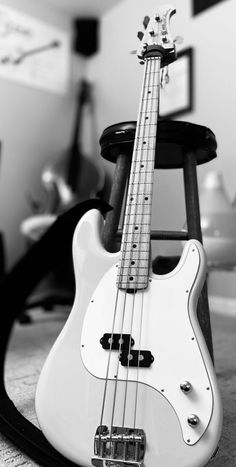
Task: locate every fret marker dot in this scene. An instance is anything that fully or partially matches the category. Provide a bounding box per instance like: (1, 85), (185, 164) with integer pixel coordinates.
(148, 90), (151, 94)
(145, 116), (149, 119)
(133, 244), (137, 248)
(141, 164), (144, 168)
(135, 226), (139, 230)
(129, 277), (134, 281)
(145, 196), (149, 200)
(131, 261), (135, 265)
(143, 141), (146, 144)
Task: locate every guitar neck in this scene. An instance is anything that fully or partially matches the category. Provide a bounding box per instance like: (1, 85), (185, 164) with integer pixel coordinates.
(117, 56), (161, 290)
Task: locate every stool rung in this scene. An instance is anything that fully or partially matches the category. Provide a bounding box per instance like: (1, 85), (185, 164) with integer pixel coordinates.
(116, 230), (188, 241)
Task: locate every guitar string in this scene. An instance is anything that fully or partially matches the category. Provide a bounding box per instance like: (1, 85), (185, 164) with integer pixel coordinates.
(98, 64), (148, 437)
(93, 59), (151, 462)
(120, 56), (154, 429)
(129, 56), (159, 430)
(132, 56), (157, 428)
(97, 56), (160, 459)
(107, 58), (150, 439)
(133, 56), (161, 429)
(118, 56), (160, 432)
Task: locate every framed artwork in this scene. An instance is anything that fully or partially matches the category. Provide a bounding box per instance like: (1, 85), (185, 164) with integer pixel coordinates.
(0, 3), (70, 94)
(193, 0), (226, 15)
(159, 47), (194, 119)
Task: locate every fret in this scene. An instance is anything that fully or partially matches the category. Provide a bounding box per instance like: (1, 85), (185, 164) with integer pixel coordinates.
(117, 280), (149, 288)
(131, 173), (154, 184)
(143, 86), (160, 100)
(132, 151), (156, 161)
(121, 228), (152, 237)
(138, 122), (157, 130)
(118, 263), (150, 270)
(129, 183), (153, 190)
(124, 208), (152, 219)
(135, 140), (156, 150)
(127, 193), (152, 202)
(135, 125), (157, 138)
(121, 241), (150, 249)
(141, 99), (160, 113)
(119, 251), (150, 261)
(123, 213), (151, 223)
(141, 96), (159, 106)
(120, 276), (149, 284)
(122, 225), (151, 235)
(127, 199), (152, 204)
(126, 206), (153, 214)
(130, 176), (153, 188)
(118, 274), (149, 281)
(130, 170), (154, 176)
(117, 56), (161, 290)
(139, 112), (158, 126)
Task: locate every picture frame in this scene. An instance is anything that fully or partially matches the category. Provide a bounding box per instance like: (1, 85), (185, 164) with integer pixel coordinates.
(159, 47), (194, 119)
(193, 0), (226, 16)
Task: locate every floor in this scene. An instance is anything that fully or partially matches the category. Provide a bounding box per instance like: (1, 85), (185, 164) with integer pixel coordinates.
(0, 306), (235, 466)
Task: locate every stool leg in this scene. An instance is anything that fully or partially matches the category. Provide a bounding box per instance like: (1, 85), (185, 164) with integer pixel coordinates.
(183, 152), (214, 363)
(102, 153), (131, 252)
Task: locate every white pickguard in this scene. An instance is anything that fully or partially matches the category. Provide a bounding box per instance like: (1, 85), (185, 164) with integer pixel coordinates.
(35, 209), (223, 467)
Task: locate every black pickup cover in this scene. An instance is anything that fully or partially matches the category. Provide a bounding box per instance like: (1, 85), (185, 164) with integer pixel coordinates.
(119, 350), (154, 368)
(100, 333), (135, 350)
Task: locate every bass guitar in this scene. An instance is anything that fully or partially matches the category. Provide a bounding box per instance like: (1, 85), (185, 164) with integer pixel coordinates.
(35, 5), (223, 466)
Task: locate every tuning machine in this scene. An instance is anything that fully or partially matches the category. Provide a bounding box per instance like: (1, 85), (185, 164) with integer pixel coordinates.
(143, 15), (150, 29)
(137, 31), (144, 41)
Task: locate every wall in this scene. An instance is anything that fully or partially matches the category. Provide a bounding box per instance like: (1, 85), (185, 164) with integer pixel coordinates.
(0, 0), (87, 268)
(88, 0), (236, 299)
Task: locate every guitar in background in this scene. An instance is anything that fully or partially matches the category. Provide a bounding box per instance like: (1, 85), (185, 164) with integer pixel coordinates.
(41, 79), (108, 214)
(35, 5), (223, 466)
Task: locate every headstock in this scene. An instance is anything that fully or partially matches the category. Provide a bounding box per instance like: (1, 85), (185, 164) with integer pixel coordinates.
(137, 5), (177, 67)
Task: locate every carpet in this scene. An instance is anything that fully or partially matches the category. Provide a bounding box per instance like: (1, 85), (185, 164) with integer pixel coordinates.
(0, 307), (235, 466)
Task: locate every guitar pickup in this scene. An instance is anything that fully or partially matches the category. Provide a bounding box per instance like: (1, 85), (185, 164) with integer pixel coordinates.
(119, 350), (154, 368)
(100, 333), (135, 350)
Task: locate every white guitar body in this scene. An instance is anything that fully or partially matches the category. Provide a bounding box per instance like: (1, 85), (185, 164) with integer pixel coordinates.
(35, 208), (223, 467)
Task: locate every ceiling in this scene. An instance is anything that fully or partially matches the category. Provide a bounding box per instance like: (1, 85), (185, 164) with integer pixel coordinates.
(42, 0), (123, 17)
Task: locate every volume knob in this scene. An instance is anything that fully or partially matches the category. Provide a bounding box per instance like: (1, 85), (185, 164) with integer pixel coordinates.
(187, 414), (200, 427)
(180, 381), (192, 394)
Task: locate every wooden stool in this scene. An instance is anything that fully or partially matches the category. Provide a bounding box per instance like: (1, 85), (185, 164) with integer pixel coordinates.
(99, 120), (217, 362)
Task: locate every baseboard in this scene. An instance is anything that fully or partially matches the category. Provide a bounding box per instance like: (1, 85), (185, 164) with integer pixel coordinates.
(209, 295), (236, 317)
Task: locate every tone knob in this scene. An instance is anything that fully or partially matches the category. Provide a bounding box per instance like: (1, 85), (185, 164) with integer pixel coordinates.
(180, 381), (192, 393)
(187, 414), (199, 427)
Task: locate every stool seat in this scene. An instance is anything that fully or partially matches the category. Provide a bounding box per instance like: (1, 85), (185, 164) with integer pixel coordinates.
(100, 120), (217, 169)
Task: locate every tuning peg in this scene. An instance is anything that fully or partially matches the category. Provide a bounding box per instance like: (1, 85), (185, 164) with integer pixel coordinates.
(137, 31), (144, 41)
(143, 16), (150, 29)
